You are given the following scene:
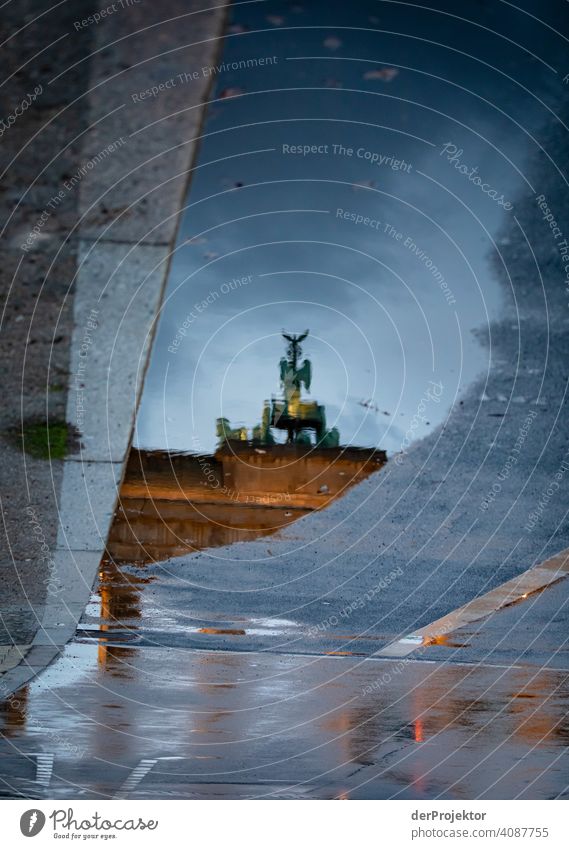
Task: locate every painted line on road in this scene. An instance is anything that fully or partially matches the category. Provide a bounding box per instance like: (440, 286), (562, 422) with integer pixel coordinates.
(114, 759), (157, 799)
(34, 753), (54, 787)
(377, 547), (569, 658)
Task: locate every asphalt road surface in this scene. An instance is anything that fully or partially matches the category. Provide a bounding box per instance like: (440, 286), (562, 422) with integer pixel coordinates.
(1, 0), (569, 800)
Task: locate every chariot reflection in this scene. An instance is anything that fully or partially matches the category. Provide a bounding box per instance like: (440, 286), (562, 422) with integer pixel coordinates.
(107, 331), (386, 563)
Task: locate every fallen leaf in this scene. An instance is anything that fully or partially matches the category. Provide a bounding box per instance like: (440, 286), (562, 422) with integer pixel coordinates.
(363, 67), (399, 82)
(219, 87), (245, 98)
(323, 36), (342, 50)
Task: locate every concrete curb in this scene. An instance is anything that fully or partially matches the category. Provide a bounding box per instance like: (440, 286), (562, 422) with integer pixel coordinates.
(0, 0), (227, 698)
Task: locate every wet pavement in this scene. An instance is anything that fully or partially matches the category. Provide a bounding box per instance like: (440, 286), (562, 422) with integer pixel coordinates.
(1, 644), (568, 800)
(2, 0), (569, 802)
(0, 537), (568, 799)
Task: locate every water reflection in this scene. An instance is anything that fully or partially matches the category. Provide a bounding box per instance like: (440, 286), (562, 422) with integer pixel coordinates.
(129, 0), (549, 459)
(120, 0), (541, 554)
(0, 687), (28, 738)
(108, 330), (385, 563)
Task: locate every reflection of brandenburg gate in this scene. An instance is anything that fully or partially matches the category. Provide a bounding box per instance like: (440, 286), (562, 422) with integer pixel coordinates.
(108, 443), (385, 562)
(107, 331), (386, 562)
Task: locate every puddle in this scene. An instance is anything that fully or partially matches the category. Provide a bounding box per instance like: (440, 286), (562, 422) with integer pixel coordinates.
(107, 323), (387, 562)
(108, 0), (531, 562)
(107, 428), (385, 563)
(129, 0), (538, 469)
(57, 0), (557, 690)
(77, 558), (310, 643)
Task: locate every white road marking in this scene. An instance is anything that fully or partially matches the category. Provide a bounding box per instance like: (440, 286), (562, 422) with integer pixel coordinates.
(377, 547), (569, 658)
(114, 759), (157, 799)
(34, 753), (54, 786)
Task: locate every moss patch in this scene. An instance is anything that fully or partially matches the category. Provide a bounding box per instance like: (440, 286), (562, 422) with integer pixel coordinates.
(8, 419), (70, 460)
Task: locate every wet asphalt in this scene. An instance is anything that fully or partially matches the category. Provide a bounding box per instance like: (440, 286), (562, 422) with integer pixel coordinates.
(2, 0), (569, 800)
(1, 644), (568, 800)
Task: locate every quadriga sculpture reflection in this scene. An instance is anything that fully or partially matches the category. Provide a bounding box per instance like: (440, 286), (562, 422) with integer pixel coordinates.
(107, 332), (385, 563)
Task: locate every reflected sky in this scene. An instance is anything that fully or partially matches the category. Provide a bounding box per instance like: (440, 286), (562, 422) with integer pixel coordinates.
(134, 0), (562, 454)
